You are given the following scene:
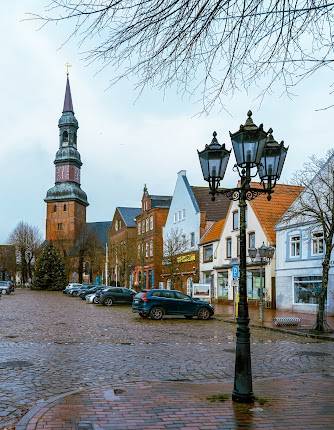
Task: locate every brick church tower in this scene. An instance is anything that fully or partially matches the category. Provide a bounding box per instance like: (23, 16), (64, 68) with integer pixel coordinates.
(45, 73), (89, 248)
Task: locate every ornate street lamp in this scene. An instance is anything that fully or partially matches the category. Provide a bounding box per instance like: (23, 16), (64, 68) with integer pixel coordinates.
(197, 111), (288, 403)
(248, 243), (275, 324)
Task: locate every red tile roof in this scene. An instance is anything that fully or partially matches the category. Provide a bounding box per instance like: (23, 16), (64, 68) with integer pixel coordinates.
(200, 218), (226, 245)
(191, 186), (230, 221)
(249, 182), (303, 244)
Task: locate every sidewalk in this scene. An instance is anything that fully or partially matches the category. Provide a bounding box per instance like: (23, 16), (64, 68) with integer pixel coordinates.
(214, 303), (334, 340)
(15, 373), (334, 430)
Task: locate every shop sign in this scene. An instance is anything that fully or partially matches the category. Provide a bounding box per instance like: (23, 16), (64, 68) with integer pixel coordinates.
(177, 253), (196, 263)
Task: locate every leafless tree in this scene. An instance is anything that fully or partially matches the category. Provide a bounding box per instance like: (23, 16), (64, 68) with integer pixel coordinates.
(163, 228), (189, 288)
(0, 245), (16, 281)
(109, 237), (137, 287)
(284, 150), (334, 332)
(31, 1), (334, 110)
(73, 226), (102, 283)
(8, 222), (42, 285)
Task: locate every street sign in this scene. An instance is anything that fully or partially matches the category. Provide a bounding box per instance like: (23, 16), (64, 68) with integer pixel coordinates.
(232, 265), (240, 280)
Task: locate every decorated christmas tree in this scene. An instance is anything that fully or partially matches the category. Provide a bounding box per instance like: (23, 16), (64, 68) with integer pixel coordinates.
(33, 242), (67, 290)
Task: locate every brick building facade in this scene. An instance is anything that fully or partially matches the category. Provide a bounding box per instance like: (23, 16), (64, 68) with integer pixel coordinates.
(134, 186), (171, 289)
(109, 207), (141, 288)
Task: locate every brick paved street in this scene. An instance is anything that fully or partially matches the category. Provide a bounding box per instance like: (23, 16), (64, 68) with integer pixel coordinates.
(1, 290), (334, 429)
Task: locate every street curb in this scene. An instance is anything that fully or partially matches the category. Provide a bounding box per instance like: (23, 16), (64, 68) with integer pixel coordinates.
(214, 315), (334, 341)
(15, 388), (83, 430)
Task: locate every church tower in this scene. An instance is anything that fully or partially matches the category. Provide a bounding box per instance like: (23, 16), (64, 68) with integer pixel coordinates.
(45, 73), (89, 246)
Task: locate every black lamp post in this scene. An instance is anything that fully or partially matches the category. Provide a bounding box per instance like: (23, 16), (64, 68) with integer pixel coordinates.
(198, 111), (288, 403)
(248, 243), (275, 324)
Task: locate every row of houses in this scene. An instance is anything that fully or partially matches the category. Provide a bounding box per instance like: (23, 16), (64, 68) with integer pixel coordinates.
(105, 169), (334, 316)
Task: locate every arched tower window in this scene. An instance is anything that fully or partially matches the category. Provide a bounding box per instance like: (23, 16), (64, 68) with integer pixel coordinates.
(64, 204), (67, 211)
(62, 131), (69, 143)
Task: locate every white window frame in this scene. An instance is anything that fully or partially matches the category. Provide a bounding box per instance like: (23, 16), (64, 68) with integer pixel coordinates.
(290, 235), (301, 258)
(150, 215), (154, 230)
(232, 211), (239, 230)
(142, 220), (145, 233)
(137, 222), (141, 234)
(248, 232), (255, 249)
(146, 218), (149, 231)
(311, 231), (324, 256)
(190, 232), (195, 247)
(149, 240), (153, 257)
(145, 242), (149, 258)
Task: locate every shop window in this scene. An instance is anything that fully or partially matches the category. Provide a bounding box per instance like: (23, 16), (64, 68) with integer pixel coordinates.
(290, 235), (301, 257)
(312, 232), (324, 256)
(217, 272), (229, 298)
(203, 244), (213, 263)
(226, 238), (232, 259)
(294, 276), (322, 304)
(246, 270), (263, 300)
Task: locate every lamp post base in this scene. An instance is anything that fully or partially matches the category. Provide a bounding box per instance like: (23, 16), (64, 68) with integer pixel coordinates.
(232, 391), (255, 403)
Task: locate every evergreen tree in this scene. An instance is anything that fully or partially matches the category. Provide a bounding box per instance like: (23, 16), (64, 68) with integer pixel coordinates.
(33, 242), (67, 290)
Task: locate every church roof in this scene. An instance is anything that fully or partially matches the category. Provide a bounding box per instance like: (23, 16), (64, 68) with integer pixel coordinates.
(63, 75), (74, 113)
(117, 207), (141, 227)
(87, 222), (112, 246)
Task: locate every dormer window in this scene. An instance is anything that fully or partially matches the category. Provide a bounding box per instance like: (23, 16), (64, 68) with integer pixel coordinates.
(62, 131), (69, 143)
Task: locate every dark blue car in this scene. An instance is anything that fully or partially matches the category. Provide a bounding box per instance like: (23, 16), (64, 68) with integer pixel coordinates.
(132, 289), (214, 320)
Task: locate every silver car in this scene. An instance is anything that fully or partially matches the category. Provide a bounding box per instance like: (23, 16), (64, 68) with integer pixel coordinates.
(0, 281), (15, 295)
(85, 293), (99, 304)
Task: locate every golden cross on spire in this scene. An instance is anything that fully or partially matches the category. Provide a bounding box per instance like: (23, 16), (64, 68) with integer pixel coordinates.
(65, 62), (72, 76)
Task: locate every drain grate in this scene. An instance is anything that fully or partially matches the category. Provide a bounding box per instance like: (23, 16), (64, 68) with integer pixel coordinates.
(295, 351), (331, 357)
(0, 360), (33, 368)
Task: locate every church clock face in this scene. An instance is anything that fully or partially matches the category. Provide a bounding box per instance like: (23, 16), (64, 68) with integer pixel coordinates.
(56, 165), (70, 182)
(56, 165), (80, 183)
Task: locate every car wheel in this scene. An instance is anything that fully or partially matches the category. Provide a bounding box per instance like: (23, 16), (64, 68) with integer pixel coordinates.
(93, 297), (100, 304)
(197, 307), (211, 320)
(185, 315), (193, 319)
(104, 298), (113, 306)
(149, 307), (164, 320)
(2, 289), (7, 295)
(139, 312), (148, 319)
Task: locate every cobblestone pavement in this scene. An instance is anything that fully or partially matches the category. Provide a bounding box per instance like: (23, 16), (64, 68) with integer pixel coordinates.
(1, 290), (334, 429)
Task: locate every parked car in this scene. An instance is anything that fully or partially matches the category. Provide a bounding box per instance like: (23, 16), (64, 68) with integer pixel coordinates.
(98, 287), (137, 306)
(70, 284), (94, 296)
(79, 285), (104, 300)
(132, 289), (214, 320)
(0, 280), (15, 295)
(63, 283), (82, 294)
(85, 293), (100, 304)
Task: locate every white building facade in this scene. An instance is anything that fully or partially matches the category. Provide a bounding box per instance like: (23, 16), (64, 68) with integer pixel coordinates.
(275, 221), (334, 315)
(209, 200), (275, 305)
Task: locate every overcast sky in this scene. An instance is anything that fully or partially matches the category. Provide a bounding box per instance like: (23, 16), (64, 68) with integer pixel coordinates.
(1, 1), (333, 242)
